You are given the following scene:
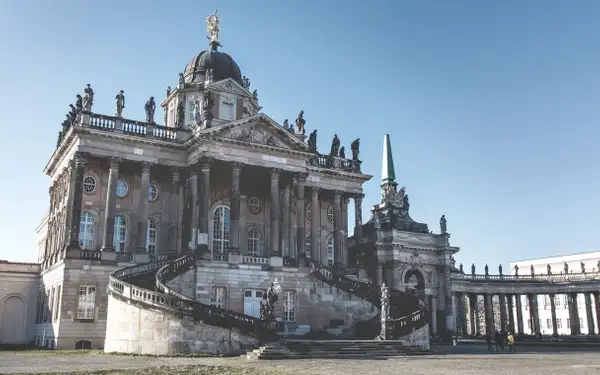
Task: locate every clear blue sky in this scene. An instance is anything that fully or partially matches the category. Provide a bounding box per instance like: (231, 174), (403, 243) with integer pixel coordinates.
(1, 1), (599, 272)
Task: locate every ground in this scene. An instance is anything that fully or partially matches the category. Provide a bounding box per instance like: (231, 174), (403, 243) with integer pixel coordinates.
(1, 346), (599, 375)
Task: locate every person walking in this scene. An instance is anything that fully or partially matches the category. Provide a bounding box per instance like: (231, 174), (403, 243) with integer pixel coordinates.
(485, 332), (494, 352)
(507, 332), (516, 353)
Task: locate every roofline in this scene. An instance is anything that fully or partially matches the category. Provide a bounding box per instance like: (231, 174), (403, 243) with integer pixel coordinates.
(35, 211), (49, 233)
(510, 250), (600, 265)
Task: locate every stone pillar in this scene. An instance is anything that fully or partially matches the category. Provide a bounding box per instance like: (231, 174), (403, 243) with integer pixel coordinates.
(353, 193), (364, 240)
(239, 195), (248, 253)
(310, 187), (320, 261)
(585, 293), (596, 335)
(594, 292), (600, 334)
(499, 294), (508, 332)
(549, 293), (558, 336)
(282, 183), (291, 257)
(507, 294), (516, 334)
(515, 294), (524, 335)
(469, 294), (479, 335)
(459, 293), (468, 335)
(333, 190), (343, 268)
(528, 294), (540, 335)
(270, 168), (281, 256)
(177, 175), (185, 254)
(342, 197), (349, 267)
(450, 293), (457, 333)
(295, 174), (306, 258)
(188, 171), (198, 249)
(568, 292), (581, 335)
(135, 162), (152, 253)
(199, 161), (211, 244)
(66, 152), (86, 250)
(230, 163), (242, 252)
(431, 295), (438, 336)
(101, 157), (122, 252)
(168, 168), (180, 256)
(484, 294), (493, 334)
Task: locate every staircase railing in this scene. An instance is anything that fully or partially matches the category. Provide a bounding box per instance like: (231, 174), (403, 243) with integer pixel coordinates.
(307, 259), (428, 339)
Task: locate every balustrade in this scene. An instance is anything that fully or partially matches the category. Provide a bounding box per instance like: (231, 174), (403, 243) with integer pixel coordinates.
(307, 154), (361, 173)
(84, 112), (179, 141)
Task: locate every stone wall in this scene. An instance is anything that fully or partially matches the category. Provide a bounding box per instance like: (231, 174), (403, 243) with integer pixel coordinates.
(397, 323), (430, 350)
(104, 292), (258, 355)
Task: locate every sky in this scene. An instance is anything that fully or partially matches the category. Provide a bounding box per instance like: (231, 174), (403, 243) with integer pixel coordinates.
(1, 1), (599, 272)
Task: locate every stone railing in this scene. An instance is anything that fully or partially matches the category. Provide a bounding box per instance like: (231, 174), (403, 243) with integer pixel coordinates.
(307, 259), (427, 339)
(454, 271), (600, 283)
(81, 112), (185, 142)
(241, 255), (270, 265)
(307, 154), (362, 173)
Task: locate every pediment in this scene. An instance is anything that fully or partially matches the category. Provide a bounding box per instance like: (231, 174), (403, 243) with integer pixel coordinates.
(212, 115), (308, 151)
(208, 78), (249, 98)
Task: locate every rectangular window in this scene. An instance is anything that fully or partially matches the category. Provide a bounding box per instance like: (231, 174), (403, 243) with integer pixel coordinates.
(283, 290), (296, 322)
(567, 318), (571, 327)
(524, 298), (529, 310)
(210, 287), (226, 309)
(544, 296), (550, 309)
(49, 287), (55, 322)
(219, 95), (235, 121)
(77, 285), (96, 320)
(557, 318), (562, 329)
(35, 290), (42, 323)
(53, 285), (61, 322)
(42, 290), (48, 322)
(527, 320), (531, 329)
(546, 319), (552, 329)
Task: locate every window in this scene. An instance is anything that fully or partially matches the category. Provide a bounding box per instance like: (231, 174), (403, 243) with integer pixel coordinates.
(148, 184), (158, 201)
(546, 319), (552, 329)
(305, 204), (311, 220)
(525, 298), (529, 310)
(212, 205), (230, 252)
(146, 219), (158, 256)
(83, 176), (96, 194)
(554, 295), (561, 307)
(544, 296), (550, 309)
(327, 236), (334, 267)
(305, 232), (311, 258)
(567, 318), (570, 328)
(79, 211), (95, 250)
(247, 228), (263, 256)
(210, 287), (226, 308)
(248, 197), (261, 214)
(113, 215), (127, 252)
(77, 285), (96, 320)
(327, 205), (334, 223)
(580, 318), (584, 328)
(187, 97), (200, 125)
(116, 180), (128, 198)
(219, 94), (235, 121)
(557, 319), (562, 329)
(54, 285), (61, 322)
(527, 320), (531, 330)
(283, 291), (296, 322)
(42, 291), (48, 322)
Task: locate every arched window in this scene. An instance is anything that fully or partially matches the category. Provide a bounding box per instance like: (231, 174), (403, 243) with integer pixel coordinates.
(79, 212), (95, 250)
(146, 218), (158, 256)
(212, 205), (230, 253)
(247, 228), (263, 256)
(327, 236), (334, 267)
(305, 232), (312, 258)
(113, 215), (127, 252)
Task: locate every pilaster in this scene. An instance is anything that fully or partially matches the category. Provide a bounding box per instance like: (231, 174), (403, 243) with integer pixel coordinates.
(354, 193), (364, 240)
(333, 190), (343, 268)
(295, 174), (307, 258)
(101, 157), (122, 252)
(310, 187), (320, 261)
(199, 160), (212, 243)
(282, 183), (291, 257)
(230, 162), (242, 252)
(270, 168), (281, 256)
(135, 162), (152, 253)
(65, 152), (87, 251)
(188, 171), (198, 249)
(168, 168), (180, 256)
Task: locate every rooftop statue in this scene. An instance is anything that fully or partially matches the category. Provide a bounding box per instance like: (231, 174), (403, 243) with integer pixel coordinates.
(498, 264), (503, 276)
(203, 90), (214, 124)
(178, 73), (185, 85)
(166, 86), (171, 97)
(252, 90), (258, 103)
(484, 264), (489, 276)
(75, 94), (83, 112)
(351, 138), (360, 161)
(206, 10), (220, 43)
(115, 90), (125, 117)
(193, 101), (202, 126)
(440, 215), (447, 234)
(145, 97), (156, 123)
(581, 261), (586, 273)
(547, 264), (551, 275)
(471, 263), (475, 276)
(330, 134), (340, 157)
(564, 262), (569, 274)
(514, 264), (519, 276)
(339, 146), (346, 159)
(175, 100), (184, 127)
(241, 76), (251, 89)
(307, 129), (318, 153)
(83, 84), (94, 111)
(530, 264), (535, 276)
(295, 110), (306, 135)
(459, 263), (464, 273)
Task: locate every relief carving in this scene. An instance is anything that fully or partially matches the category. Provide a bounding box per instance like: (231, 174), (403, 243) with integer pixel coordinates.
(222, 124), (289, 149)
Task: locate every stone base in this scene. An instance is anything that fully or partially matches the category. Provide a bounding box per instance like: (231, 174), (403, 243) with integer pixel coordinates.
(133, 252), (150, 264)
(101, 251), (117, 261)
(270, 256), (283, 268)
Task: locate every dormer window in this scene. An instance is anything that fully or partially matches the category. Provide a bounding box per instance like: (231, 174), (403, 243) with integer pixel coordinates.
(219, 94), (236, 121)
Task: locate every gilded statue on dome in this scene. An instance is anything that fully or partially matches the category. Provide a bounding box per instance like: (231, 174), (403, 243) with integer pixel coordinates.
(206, 10), (219, 42)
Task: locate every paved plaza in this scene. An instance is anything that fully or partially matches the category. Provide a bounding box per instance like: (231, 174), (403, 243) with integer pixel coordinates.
(1, 346), (600, 375)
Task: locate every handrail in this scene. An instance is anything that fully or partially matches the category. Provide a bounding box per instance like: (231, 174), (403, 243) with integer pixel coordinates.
(454, 272), (600, 283)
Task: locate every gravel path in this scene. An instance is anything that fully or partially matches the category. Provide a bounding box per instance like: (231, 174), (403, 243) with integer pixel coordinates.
(1, 348), (599, 375)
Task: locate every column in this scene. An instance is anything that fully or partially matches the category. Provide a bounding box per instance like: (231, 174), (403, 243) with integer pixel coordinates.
(528, 294), (540, 335)
(459, 293), (468, 335)
(295, 174), (306, 258)
(594, 292), (600, 334)
(101, 157), (122, 251)
(288, 181), (295, 259)
(176, 173), (185, 254)
(188, 170), (198, 249)
(310, 187), (320, 261)
(168, 168), (180, 255)
(135, 162), (152, 252)
(270, 168), (281, 256)
(230, 163), (242, 252)
(431, 295), (438, 336)
(333, 190), (343, 268)
(484, 294), (494, 334)
(568, 292), (581, 335)
(549, 293), (558, 336)
(282, 183), (291, 257)
(499, 294), (508, 332)
(507, 294), (516, 333)
(199, 161), (211, 238)
(515, 294), (524, 335)
(342, 197), (349, 267)
(585, 293), (596, 335)
(66, 152), (86, 250)
(450, 293), (457, 333)
(353, 194), (364, 240)
(469, 294), (479, 335)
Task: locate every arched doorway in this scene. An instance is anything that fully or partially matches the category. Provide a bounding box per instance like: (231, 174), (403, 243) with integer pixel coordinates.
(403, 268), (426, 298)
(1, 295), (25, 344)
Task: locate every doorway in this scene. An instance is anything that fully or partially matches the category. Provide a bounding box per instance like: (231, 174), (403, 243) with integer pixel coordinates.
(243, 289), (263, 318)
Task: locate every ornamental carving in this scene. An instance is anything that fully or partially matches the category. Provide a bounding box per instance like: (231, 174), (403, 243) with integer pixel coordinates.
(223, 124), (289, 149)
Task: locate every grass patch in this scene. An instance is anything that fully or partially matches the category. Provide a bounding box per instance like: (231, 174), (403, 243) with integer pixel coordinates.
(0, 349), (104, 356)
(1, 349), (240, 358)
(9, 365), (286, 375)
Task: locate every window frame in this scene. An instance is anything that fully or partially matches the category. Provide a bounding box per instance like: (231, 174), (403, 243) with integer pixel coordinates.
(79, 211), (96, 250)
(76, 285), (96, 321)
(326, 236), (334, 267)
(113, 215), (128, 253)
(247, 228), (263, 256)
(210, 286), (227, 309)
(283, 290), (296, 322)
(82, 175), (97, 194)
(146, 218), (158, 256)
(212, 205), (231, 253)
(116, 179), (129, 198)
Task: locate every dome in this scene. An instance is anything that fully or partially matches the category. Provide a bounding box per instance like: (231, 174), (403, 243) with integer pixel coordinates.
(183, 49), (242, 85)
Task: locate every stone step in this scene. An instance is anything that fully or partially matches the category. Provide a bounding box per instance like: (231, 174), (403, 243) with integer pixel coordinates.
(251, 352), (431, 360)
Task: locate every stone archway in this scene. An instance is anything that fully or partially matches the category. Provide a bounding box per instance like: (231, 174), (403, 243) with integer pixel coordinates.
(1, 295), (26, 344)
(403, 268), (426, 298)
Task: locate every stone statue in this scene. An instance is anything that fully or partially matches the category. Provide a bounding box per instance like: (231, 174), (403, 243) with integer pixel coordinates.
(547, 264), (552, 275)
(241, 76), (251, 89)
(440, 215), (447, 234)
(564, 262), (569, 274)
(75, 94), (83, 112)
(115, 90), (125, 117)
(459, 263), (464, 273)
(193, 101), (202, 125)
(175, 100), (184, 127)
(330, 134), (340, 157)
(514, 264), (519, 276)
(166, 86), (171, 97)
(403, 194), (410, 211)
(283, 119), (289, 129)
(307, 129), (318, 153)
(471, 263), (475, 275)
(530, 264), (535, 276)
(351, 138), (360, 161)
(83, 84), (94, 111)
(484, 264), (489, 276)
(206, 10), (219, 43)
(581, 261), (586, 273)
(68, 104), (77, 125)
(145, 97), (156, 123)
(178, 73), (185, 85)
(252, 90), (258, 103)
(498, 264), (503, 276)
(202, 90), (214, 123)
(338, 146), (346, 159)
(380, 282), (390, 317)
(259, 282), (279, 321)
(295, 110), (306, 135)
(205, 68), (214, 83)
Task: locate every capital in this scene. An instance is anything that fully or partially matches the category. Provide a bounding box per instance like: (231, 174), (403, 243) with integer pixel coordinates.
(333, 190), (343, 200)
(232, 162), (243, 176)
(297, 172), (308, 184)
(354, 193), (365, 201)
(109, 157), (122, 170)
(271, 168), (281, 180)
(200, 158), (212, 172)
(74, 151), (87, 166)
(140, 161), (153, 174)
(311, 187), (321, 197)
(171, 167), (180, 183)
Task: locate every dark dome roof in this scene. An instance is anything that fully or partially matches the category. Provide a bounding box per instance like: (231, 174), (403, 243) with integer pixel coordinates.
(183, 49), (242, 85)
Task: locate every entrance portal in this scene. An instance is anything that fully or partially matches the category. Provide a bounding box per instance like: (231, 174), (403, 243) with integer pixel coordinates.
(243, 289), (263, 318)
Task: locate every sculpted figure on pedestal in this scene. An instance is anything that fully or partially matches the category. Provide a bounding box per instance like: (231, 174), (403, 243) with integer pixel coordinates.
(440, 215), (447, 234)
(83, 84), (94, 111)
(252, 89), (258, 103)
(295, 110), (306, 135)
(471, 263), (476, 276)
(498, 264), (503, 276)
(564, 262), (569, 274)
(330, 134), (340, 157)
(339, 146), (346, 159)
(307, 129), (318, 153)
(166, 86), (171, 97)
(484, 264), (489, 276)
(75, 94), (83, 112)
(581, 261), (586, 273)
(351, 138), (360, 161)
(514, 264), (519, 276)
(145, 96), (156, 123)
(547, 264), (551, 275)
(530, 264), (535, 276)
(175, 100), (185, 127)
(115, 90), (125, 117)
